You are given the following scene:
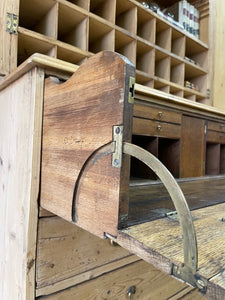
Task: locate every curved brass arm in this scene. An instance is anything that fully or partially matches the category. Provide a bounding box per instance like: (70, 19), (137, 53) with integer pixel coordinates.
(123, 142), (198, 274)
(73, 141), (198, 278)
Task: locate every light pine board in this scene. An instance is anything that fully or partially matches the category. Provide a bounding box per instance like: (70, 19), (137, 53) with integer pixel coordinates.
(0, 67), (44, 299)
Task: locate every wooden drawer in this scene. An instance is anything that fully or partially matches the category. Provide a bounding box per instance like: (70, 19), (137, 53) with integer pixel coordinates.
(133, 103), (182, 124)
(208, 120), (225, 133)
(207, 130), (225, 144)
(39, 260), (187, 299)
(133, 117), (181, 139)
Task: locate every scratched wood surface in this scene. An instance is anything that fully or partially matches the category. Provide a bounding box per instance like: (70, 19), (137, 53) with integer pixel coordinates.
(0, 68), (44, 299)
(37, 260), (188, 300)
(41, 51), (135, 237)
(116, 201), (225, 299)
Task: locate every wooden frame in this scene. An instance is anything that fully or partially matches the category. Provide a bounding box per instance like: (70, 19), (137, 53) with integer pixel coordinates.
(0, 0), (213, 105)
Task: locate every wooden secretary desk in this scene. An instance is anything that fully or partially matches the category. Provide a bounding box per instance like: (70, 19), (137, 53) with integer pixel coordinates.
(1, 51), (225, 300)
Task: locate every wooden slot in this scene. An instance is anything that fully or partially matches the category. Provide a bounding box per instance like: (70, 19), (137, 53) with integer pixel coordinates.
(154, 80), (170, 92)
(56, 45), (89, 65)
(205, 143), (220, 175)
(137, 7), (156, 43)
(171, 90), (184, 98)
(136, 41), (155, 75)
(191, 74), (207, 95)
(155, 54), (170, 81)
(66, 0), (90, 10)
(158, 85), (170, 93)
(158, 138), (180, 178)
(58, 3), (88, 50)
(116, 0), (137, 34)
(171, 62), (184, 86)
(172, 34), (185, 58)
(185, 35), (208, 57)
(46, 46), (57, 58)
(89, 18), (114, 53)
(19, 0), (57, 37)
(115, 30), (136, 65)
(90, 0), (116, 23)
(185, 94), (196, 101)
(220, 145), (225, 174)
(156, 22), (172, 51)
(135, 71), (154, 88)
(131, 136), (158, 180)
(17, 31), (55, 65)
(189, 50), (208, 69)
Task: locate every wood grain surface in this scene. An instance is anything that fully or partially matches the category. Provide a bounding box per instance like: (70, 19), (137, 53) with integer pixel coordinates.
(40, 51), (135, 237)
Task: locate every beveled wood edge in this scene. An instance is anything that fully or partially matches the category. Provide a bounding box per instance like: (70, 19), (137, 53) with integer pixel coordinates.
(0, 53), (79, 92)
(1, 52), (225, 120)
(135, 83), (225, 119)
(35, 254), (139, 297)
(107, 230), (222, 299)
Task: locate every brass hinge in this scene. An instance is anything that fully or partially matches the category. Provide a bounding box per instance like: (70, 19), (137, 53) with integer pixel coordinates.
(128, 76), (135, 104)
(6, 13), (18, 34)
(112, 125), (123, 168)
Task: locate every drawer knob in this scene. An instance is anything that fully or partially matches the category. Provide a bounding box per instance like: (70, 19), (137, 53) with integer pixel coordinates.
(127, 285), (136, 299)
(157, 125), (162, 131)
(220, 124), (225, 129)
(158, 111), (163, 118)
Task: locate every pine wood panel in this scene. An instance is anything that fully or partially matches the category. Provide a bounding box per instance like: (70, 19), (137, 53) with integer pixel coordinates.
(36, 216), (132, 291)
(0, 68), (44, 299)
(37, 260), (187, 300)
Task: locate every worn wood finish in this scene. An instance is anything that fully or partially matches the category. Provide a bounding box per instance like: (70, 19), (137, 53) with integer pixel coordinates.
(133, 102), (182, 124)
(180, 115), (205, 177)
(36, 216), (135, 295)
(133, 117), (181, 139)
(0, 68), (44, 299)
(37, 260), (187, 300)
(110, 201), (225, 299)
(40, 51), (135, 237)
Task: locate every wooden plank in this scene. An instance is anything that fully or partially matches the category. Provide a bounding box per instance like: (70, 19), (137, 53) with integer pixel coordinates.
(0, 67), (44, 299)
(37, 260), (187, 299)
(0, 53), (78, 92)
(36, 255), (140, 297)
(112, 202), (225, 298)
(180, 115), (205, 177)
(40, 51), (135, 238)
(36, 216), (132, 290)
(0, 0), (19, 75)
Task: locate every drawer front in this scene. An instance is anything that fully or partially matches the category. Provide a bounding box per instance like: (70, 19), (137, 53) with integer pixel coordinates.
(208, 120), (225, 133)
(133, 117), (181, 139)
(207, 130), (225, 144)
(133, 103), (182, 124)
